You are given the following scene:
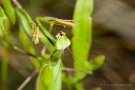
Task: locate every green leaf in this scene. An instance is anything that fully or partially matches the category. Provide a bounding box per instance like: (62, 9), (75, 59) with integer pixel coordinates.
(0, 21), (3, 37)
(17, 25), (40, 69)
(87, 55), (105, 71)
(72, 0), (93, 80)
(0, 7), (10, 86)
(0, 7), (7, 20)
(2, 0), (16, 24)
(15, 8), (33, 36)
(0, 6), (7, 37)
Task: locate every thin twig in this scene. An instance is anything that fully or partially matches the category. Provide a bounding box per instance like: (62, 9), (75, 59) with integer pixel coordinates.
(41, 46), (46, 55)
(0, 36), (40, 59)
(12, 0), (22, 8)
(17, 70), (38, 90)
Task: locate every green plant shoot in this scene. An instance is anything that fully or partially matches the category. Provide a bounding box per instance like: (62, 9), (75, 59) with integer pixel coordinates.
(37, 31), (71, 90)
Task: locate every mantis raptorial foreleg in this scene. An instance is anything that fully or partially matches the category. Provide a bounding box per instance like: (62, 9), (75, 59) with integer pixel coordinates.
(32, 17), (75, 44)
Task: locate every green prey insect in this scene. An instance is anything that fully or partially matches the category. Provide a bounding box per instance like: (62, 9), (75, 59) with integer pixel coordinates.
(32, 26), (40, 44)
(36, 16), (76, 27)
(31, 24), (43, 44)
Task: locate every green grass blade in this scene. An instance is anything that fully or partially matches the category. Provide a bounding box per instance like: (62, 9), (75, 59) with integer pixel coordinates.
(0, 6), (7, 37)
(15, 8), (33, 36)
(0, 7), (7, 20)
(2, 0), (16, 24)
(1, 40), (9, 87)
(0, 7), (10, 88)
(17, 25), (40, 69)
(72, 0), (94, 80)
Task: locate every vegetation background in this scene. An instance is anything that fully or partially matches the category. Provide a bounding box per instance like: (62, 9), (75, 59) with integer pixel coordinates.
(1, 0), (135, 90)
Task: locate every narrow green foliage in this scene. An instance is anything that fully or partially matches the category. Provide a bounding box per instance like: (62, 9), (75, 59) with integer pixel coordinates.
(18, 24), (41, 69)
(15, 8), (33, 36)
(1, 41), (9, 86)
(72, 0), (93, 81)
(0, 7), (7, 20)
(0, 7), (7, 37)
(2, 0), (16, 24)
(0, 6), (10, 87)
(17, 26), (40, 69)
(87, 55), (105, 71)
(2, 0), (41, 69)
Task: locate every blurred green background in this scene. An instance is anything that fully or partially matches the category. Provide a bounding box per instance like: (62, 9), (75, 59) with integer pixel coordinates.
(1, 0), (135, 90)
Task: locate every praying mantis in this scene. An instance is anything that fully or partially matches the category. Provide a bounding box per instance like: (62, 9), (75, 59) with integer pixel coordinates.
(36, 31), (71, 90)
(13, 13), (92, 90)
(31, 17), (74, 90)
(31, 17), (91, 90)
(2, 0), (98, 90)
